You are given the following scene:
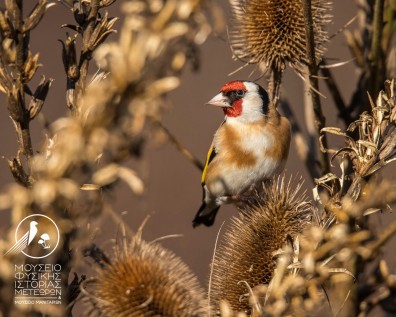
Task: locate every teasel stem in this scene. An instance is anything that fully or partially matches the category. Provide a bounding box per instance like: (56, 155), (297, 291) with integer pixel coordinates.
(369, 0), (385, 97)
(269, 68), (283, 108)
(302, 0), (329, 177)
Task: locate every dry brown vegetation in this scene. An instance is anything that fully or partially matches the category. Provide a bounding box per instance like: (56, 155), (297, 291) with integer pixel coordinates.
(0, 0), (395, 317)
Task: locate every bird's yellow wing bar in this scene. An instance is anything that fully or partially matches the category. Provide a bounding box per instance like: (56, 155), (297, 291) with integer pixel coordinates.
(201, 120), (225, 185)
(201, 143), (216, 185)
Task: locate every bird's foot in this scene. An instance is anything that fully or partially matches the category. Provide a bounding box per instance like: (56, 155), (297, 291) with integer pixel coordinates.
(216, 195), (239, 205)
(215, 186), (257, 206)
(216, 193), (252, 205)
(242, 185), (256, 198)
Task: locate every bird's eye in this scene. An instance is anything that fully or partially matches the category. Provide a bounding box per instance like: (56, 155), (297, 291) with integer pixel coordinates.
(236, 89), (245, 97)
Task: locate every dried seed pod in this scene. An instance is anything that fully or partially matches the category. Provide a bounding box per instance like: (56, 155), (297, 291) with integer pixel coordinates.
(210, 175), (312, 315)
(84, 231), (208, 317)
(229, 0), (331, 71)
(24, 52), (40, 83)
(28, 76), (54, 120)
(87, 12), (118, 51)
(60, 34), (79, 81)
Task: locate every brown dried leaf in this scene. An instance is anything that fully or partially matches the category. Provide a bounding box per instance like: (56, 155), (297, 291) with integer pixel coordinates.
(24, 1), (56, 32)
(331, 147), (360, 164)
(379, 129), (396, 160)
(321, 127), (355, 144)
(356, 140), (378, 153)
(24, 53), (40, 82)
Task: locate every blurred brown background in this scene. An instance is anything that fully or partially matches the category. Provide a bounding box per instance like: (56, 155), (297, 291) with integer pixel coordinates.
(0, 1), (395, 315)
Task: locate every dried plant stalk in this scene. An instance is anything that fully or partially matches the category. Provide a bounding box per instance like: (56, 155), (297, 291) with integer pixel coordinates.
(59, 0), (118, 112)
(0, 0), (54, 186)
(302, 0), (329, 176)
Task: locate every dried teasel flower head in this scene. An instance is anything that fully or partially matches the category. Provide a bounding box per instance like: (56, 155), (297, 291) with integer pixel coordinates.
(84, 226), (208, 316)
(210, 175), (312, 314)
(229, 0), (331, 72)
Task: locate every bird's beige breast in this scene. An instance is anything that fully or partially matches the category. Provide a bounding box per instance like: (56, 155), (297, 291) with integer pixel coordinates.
(205, 117), (291, 196)
(215, 118), (291, 163)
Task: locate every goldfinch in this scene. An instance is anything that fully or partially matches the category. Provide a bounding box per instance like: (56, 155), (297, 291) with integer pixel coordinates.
(193, 81), (291, 227)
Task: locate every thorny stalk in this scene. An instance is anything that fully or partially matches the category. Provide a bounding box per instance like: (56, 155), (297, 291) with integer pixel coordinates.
(302, 0), (329, 176)
(269, 68), (283, 107)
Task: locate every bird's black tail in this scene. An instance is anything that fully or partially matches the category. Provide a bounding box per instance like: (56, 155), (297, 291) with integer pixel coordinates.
(192, 202), (220, 228)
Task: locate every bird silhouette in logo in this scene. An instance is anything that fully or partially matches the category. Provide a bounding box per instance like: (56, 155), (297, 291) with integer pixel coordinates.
(4, 221), (38, 256)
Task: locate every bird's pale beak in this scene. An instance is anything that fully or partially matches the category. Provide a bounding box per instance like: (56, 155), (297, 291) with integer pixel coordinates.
(205, 92), (231, 107)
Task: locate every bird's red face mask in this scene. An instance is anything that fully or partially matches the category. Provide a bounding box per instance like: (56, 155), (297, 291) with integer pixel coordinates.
(206, 81), (247, 118)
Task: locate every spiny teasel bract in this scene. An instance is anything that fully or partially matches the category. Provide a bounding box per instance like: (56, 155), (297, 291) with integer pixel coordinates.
(84, 230), (208, 317)
(228, 0), (331, 72)
(210, 175), (312, 315)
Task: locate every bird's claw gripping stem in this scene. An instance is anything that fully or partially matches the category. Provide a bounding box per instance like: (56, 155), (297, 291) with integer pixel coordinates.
(216, 191), (253, 206)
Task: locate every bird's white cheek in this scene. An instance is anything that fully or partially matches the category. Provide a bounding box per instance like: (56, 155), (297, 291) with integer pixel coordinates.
(239, 93), (263, 121)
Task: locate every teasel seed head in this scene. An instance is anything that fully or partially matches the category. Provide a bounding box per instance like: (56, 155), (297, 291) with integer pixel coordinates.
(84, 230), (208, 316)
(229, 0), (331, 72)
(210, 175), (312, 315)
